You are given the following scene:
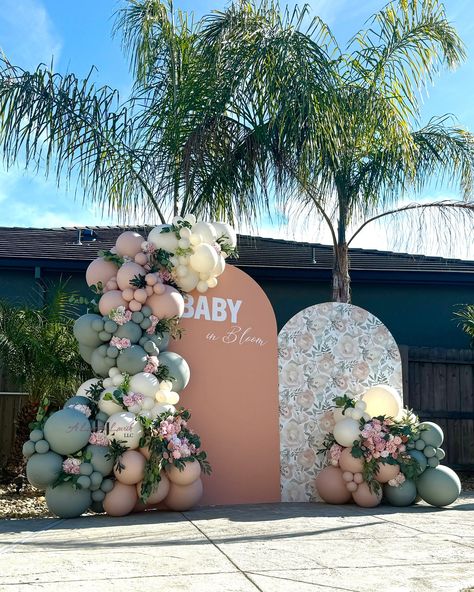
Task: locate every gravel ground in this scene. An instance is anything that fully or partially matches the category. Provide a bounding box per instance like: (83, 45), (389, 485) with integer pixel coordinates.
(1, 472), (473, 520)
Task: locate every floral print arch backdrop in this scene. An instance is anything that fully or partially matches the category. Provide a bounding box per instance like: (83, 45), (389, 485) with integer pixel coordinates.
(278, 302), (403, 502)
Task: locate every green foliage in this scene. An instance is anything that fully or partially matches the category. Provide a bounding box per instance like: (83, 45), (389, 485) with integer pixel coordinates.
(130, 274), (147, 288)
(0, 283), (89, 406)
(454, 304), (474, 346)
(154, 316), (184, 340)
(334, 395), (356, 410)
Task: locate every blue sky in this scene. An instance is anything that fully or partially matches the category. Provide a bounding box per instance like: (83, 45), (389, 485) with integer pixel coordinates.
(0, 0), (474, 257)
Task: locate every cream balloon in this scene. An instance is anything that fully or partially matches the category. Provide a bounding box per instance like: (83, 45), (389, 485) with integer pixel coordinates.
(191, 221), (217, 243)
(361, 385), (403, 419)
(148, 225), (179, 253)
(175, 270), (199, 292)
(332, 407), (345, 423)
(105, 411), (143, 449)
(212, 254), (226, 276)
(333, 417), (361, 447)
(189, 243), (219, 273)
(212, 221), (237, 248)
(76, 378), (102, 398)
(129, 372), (160, 399)
(98, 389), (123, 416)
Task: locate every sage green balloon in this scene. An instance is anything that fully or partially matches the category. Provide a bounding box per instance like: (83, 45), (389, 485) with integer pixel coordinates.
(427, 457), (439, 468)
(144, 340), (159, 355)
(99, 330), (112, 342)
(91, 489), (105, 502)
(78, 344), (95, 364)
(34, 439), (50, 454)
(415, 439), (426, 451)
(90, 471), (103, 491)
(131, 311), (144, 324)
(407, 449), (427, 474)
(26, 452), (63, 489)
(29, 429), (44, 442)
(158, 351), (190, 392)
(96, 411), (109, 422)
(140, 318), (152, 331)
(63, 395), (91, 409)
(43, 408), (91, 455)
(116, 344), (148, 375)
(384, 479), (417, 506)
(77, 475), (91, 490)
(79, 462), (94, 476)
(436, 448), (446, 460)
(417, 466), (461, 507)
(423, 445), (436, 458)
(91, 348), (116, 377)
(406, 441), (415, 450)
(45, 483), (92, 518)
(73, 314), (103, 347)
(100, 478), (114, 493)
(115, 321), (142, 344)
(151, 331), (170, 351)
(107, 346), (120, 359)
(104, 320), (118, 333)
(22, 440), (36, 458)
(85, 444), (114, 475)
(92, 318), (105, 332)
(141, 305), (152, 317)
(419, 422), (444, 448)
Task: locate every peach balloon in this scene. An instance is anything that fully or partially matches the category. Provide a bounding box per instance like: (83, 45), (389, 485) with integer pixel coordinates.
(122, 288), (135, 302)
(136, 473), (170, 505)
(147, 286), (185, 319)
(352, 482), (382, 508)
(114, 450), (146, 485)
(134, 289), (148, 304)
(103, 482), (138, 516)
(138, 446), (151, 460)
(354, 472), (364, 484)
(167, 462), (201, 486)
(315, 466), (352, 504)
(145, 273), (158, 286)
(145, 286), (154, 296)
(115, 231), (145, 258)
(134, 252), (148, 266)
(374, 462), (400, 484)
(164, 479), (203, 511)
(342, 471), (354, 483)
(117, 262), (146, 291)
(129, 300), (142, 312)
(132, 500), (147, 513)
(99, 290), (128, 316)
(339, 447), (365, 474)
(346, 481), (358, 492)
(86, 257), (118, 288)
(153, 283), (166, 295)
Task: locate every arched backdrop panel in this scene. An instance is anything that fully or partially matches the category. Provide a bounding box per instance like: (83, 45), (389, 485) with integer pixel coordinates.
(172, 265), (280, 505)
(278, 302), (402, 502)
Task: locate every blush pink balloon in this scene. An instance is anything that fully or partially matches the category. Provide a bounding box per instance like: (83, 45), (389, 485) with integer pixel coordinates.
(145, 273), (158, 286)
(115, 231), (145, 258)
(164, 479), (203, 511)
(145, 286), (154, 296)
(167, 462), (201, 486)
(147, 286), (185, 319)
(134, 289), (148, 304)
(114, 450), (146, 485)
(99, 290), (128, 316)
(129, 299), (142, 312)
(122, 288), (135, 302)
(352, 482), (383, 508)
(315, 466), (352, 504)
(116, 262), (146, 291)
(103, 482), (138, 516)
(374, 462), (400, 483)
(346, 481), (358, 492)
(136, 473), (170, 505)
(153, 282), (166, 295)
(339, 447), (365, 474)
(86, 258), (118, 288)
(134, 252), (148, 266)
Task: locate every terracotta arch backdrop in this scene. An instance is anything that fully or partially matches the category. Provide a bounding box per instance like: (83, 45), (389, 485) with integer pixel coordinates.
(278, 302), (403, 502)
(172, 265), (280, 505)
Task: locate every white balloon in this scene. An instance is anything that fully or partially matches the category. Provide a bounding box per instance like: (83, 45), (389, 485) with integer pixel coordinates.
(212, 254), (226, 277)
(196, 281), (209, 293)
(361, 385), (402, 419)
(98, 389), (124, 416)
(76, 378), (102, 398)
(112, 374), (125, 386)
(355, 400), (367, 411)
(105, 411), (143, 449)
(180, 227), (192, 239)
(153, 403), (176, 415)
(189, 233), (201, 246)
(160, 380), (173, 392)
(333, 417), (361, 447)
(178, 238), (190, 249)
(190, 243), (219, 273)
(165, 391), (180, 405)
(108, 367), (121, 378)
(129, 372), (160, 399)
(148, 225), (179, 253)
(207, 277), (218, 288)
(192, 221), (217, 243)
(175, 269), (199, 292)
(176, 265), (188, 278)
(139, 410), (152, 419)
(351, 408), (363, 421)
(141, 396), (155, 411)
(184, 213), (196, 225)
(362, 412), (371, 422)
(155, 389), (167, 403)
(127, 403), (141, 414)
(103, 378), (113, 388)
(178, 255), (189, 265)
(199, 272), (210, 280)
(344, 408), (355, 419)
(212, 221), (237, 248)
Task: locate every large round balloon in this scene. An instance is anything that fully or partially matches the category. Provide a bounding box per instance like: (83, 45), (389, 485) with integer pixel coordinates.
(315, 466), (352, 504)
(384, 479), (417, 506)
(43, 408), (91, 455)
(115, 231), (145, 258)
(86, 257), (118, 288)
(26, 452), (63, 489)
(137, 474), (170, 505)
(98, 290), (128, 316)
(45, 483), (92, 518)
(116, 262), (146, 291)
(129, 372), (160, 399)
(361, 385), (402, 418)
(103, 482), (138, 516)
(76, 378), (102, 398)
(352, 482), (382, 508)
(407, 449), (427, 474)
(115, 321), (142, 344)
(418, 422), (444, 448)
(148, 225), (179, 253)
(416, 466), (461, 507)
(91, 348), (116, 378)
(105, 411), (143, 449)
(116, 344), (148, 375)
(114, 450), (146, 485)
(333, 418), (361, 448)
(339, 447), (364, 473)
(157, 351), (190, 392)
(165, 479), (203, 511)
(167, 461), (201, 486)
(86, 444), (114, 475)
(147, 286), (185, 319)
(213, 221), (237, 248)
(73, 314), (103, 347)
(189, 243), (218, 273)
(374, 462), (400, 484)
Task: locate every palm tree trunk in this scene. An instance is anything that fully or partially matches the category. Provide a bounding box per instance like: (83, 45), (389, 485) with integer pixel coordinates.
(332, 241), (351, 303)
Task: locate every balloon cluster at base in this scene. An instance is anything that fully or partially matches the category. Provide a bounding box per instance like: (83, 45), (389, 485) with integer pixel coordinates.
(317, 385), (461, 508)
(23, 215), (236, 518)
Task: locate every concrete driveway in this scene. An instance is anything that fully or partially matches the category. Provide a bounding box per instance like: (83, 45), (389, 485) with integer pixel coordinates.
(1, 494), (474, 592)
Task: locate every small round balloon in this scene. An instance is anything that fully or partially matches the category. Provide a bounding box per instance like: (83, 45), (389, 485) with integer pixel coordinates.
(333, 418), (361, 448)
(418, 422), (444, 448)
(338, 447), (364, 473)
(315, 466), (352, 504)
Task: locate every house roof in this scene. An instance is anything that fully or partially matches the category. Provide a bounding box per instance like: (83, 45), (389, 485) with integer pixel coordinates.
(0, 225), (473, 275)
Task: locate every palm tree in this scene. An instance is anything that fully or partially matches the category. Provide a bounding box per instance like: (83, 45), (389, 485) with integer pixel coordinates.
(0, 286), (89, 477)
(198, 0), (474, 301)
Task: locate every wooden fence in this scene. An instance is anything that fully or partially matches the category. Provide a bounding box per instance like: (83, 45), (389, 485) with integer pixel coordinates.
(1, 347), (473, 470)
(400, 346), (474, 470)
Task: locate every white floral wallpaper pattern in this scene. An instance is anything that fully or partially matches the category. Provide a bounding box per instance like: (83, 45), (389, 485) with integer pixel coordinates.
(278, 302), (402, 502)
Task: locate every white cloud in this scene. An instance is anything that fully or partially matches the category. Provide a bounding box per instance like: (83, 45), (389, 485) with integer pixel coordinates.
(0, 0), (61, 69)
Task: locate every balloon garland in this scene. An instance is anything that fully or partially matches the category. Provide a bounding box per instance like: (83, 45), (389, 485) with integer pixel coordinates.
(317, 385), (461, 508)
(22, 215), (237, 518)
